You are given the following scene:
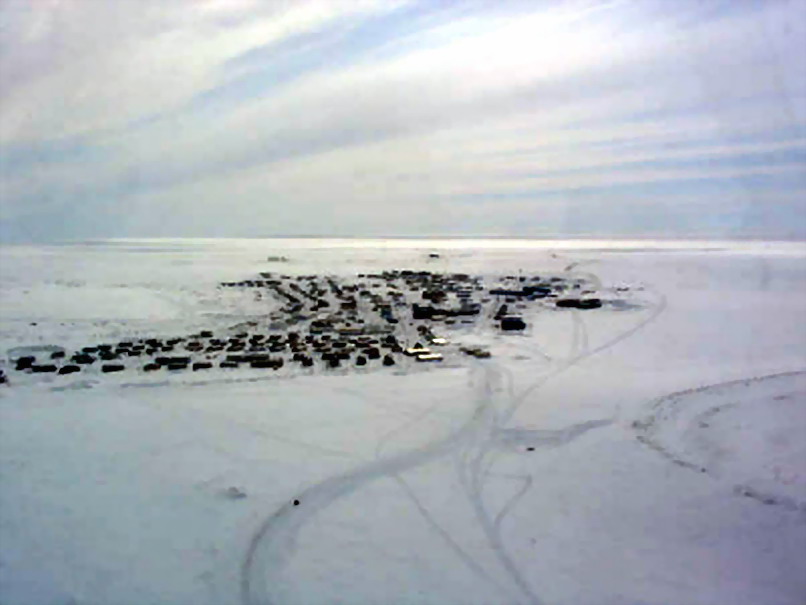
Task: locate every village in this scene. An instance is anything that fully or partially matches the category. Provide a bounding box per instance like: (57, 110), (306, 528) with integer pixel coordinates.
(3, 269), (603, 383)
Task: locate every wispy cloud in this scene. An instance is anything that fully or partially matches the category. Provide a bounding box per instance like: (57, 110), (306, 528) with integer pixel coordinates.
(1, 0), (804, 241)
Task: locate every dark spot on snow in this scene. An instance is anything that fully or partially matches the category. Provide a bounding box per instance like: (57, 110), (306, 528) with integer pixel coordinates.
(71, 353), (95, 364)
(223, 486), (247, 500)
(556, 298), (602, 310)
(15, 356), (35, 370)
(293, 499), (300, 506)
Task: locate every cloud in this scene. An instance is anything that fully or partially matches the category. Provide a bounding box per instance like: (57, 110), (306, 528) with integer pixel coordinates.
(1, 0), (804, 241)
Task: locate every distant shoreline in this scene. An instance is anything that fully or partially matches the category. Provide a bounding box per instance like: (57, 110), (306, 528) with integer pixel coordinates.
(29, 234), (806, 244)
(250, 234), (806, 242)
(2, 235), (805, 247)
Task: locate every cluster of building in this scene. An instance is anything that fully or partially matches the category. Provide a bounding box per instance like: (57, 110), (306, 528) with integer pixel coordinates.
(5, 269), (603, 383)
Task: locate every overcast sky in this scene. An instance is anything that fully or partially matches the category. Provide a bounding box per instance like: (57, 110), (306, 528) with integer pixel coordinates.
(1, 0), (804, 242)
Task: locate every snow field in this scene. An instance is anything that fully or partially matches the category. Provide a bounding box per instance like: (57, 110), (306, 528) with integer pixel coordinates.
(1, 239), (805, 605)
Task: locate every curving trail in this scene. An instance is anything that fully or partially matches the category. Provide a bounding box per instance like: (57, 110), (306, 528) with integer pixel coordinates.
(240, 360), (505, 605)
(633, 368), (806, 515)
(241, 272), (668, 605)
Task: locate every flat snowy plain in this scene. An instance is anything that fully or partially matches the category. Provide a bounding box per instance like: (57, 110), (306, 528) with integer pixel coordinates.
(1, 238), (804, 605)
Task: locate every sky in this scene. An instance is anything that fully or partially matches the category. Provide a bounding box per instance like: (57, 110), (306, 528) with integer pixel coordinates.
(0, 0), (804, 242)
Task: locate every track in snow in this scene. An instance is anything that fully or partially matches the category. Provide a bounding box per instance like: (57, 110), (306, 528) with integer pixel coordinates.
(633, 369), (806, 516)
(241, 272), (667, 605)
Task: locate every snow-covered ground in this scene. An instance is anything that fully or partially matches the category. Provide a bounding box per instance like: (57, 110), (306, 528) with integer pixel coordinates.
(1, 238), (804, 605)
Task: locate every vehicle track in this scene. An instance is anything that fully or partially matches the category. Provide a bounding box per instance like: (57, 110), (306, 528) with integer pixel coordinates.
(240, 269), (667, 605)
(632, 368), (806, 516)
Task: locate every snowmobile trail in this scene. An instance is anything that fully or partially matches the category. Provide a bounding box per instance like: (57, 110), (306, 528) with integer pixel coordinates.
(241, 277), (666, 605)
(240, 361), (504, 605)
